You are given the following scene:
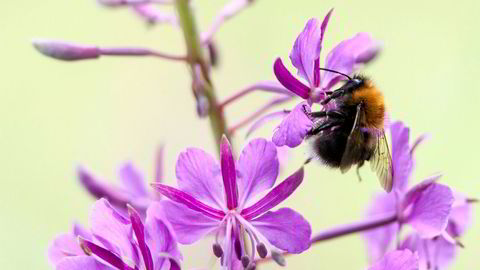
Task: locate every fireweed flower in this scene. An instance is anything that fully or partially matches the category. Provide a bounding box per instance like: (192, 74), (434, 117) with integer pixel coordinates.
(48, 198), (181, 270)
(368, 249), (419, 270)
(398, 192), (474, 270)
(77, 147), (164, 214)
(271, 9), (382, 147)
(363, 121), (464, 268)
(152, 137), (311, 269)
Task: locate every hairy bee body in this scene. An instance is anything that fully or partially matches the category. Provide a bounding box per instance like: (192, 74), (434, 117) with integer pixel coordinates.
(306, 75), (393, 191)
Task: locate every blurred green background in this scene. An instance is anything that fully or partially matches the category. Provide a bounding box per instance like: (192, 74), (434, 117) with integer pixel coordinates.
(1, 0), (479, 269)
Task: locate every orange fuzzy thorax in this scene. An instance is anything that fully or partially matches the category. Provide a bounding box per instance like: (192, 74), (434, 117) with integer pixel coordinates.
(350, 79), (385, 129)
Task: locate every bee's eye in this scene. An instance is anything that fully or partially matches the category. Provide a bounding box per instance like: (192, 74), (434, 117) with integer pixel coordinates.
(353, 79), (361, 84)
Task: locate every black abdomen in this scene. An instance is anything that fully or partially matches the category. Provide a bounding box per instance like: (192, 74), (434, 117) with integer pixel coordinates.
(310, 125), (350, 168)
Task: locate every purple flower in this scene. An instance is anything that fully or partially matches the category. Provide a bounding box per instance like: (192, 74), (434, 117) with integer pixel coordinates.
(368, 249), (419, 270)
(48, 198), (181, 270)
(364, 121), (456, 265)
(272, 9), (381, 147)
(152, 136), (311, 269)
(399, 193), (474, 270)
(78, 147), (164, 214)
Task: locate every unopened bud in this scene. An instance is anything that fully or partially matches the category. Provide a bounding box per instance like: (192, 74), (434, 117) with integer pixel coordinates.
(33, 40), (100, 61)
(271, 251), (286, 267)
(256, 243), (267, 258)
(212, 243), (223, 258)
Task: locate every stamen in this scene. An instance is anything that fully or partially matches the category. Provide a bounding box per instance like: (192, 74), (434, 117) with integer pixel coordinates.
(244, 227), (256, 261)
(241, 255), (250, 268)
(256, 243), (268, 258)
(212, 243), (224, 258)
(234, 238), (242, 260)
(271, 251), (286, 267)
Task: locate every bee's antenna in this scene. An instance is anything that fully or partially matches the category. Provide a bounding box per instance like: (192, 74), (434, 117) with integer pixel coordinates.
(318, 68), (353, 81)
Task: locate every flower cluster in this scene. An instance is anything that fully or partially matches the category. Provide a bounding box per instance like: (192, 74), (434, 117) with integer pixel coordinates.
(48, 199), (181, 270)
(37, 2), (475, 270)
(363, 121), (474, 270)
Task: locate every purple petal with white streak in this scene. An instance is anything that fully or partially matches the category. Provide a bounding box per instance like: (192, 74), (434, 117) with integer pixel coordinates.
(157, 200), (219, 244)
(241, 167), (304, 220)
(220, 135), (239, 210)
(273, 58), (311, 99)
(151, 183), (225, 220)
(368, 249), (419, 270)
(272, 102), (313, 147)
(175, 147), (225, 209)
(237, 138), (279, 207)
(322, 32), (381, 90)
(128, 205), (153, 270)
(251, 208), (311, 253)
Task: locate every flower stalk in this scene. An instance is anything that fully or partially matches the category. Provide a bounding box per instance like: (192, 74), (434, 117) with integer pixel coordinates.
(175, 0), (230, 151)
(256, 212), (398, 265)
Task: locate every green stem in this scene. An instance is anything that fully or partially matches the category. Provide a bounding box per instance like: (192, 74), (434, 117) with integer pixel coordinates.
(175, 0), (230, 152)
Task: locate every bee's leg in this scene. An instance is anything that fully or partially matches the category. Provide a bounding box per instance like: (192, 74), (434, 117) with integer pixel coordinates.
(307, 119), (343, 136)
(356, 161), (364, 182)
(309, 110), (346, 119)
(321, 89), (345, 105)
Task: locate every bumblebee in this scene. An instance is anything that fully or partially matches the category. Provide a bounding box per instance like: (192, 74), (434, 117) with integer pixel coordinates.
(306, 69), (394, 192)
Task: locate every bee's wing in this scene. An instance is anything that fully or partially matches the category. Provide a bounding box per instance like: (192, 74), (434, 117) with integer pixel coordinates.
(340, 104), (365, 173)
(369, 130), (394, 192)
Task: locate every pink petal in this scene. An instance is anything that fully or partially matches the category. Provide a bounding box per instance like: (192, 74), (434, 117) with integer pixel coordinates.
(246, 110), (290, 138)
(405, 182), (454, 238)
(236, 138), (279, 207)
(321, 32), (381, 90)
(272, 102), (313, 147)
(151, 184), (225, 220)
(77, 166), (132, 209)
(389, 121), (413, 192)
(89, 199), (138, 265)
(127, 206), (153, 270)
(241, 167), (304, 220)
(56, 256), (112, 270)
(79, 238), (135, 270)
(289, 10), (332, 86)
(118, 163), (148, 198)
(251, 208), (311, 253)
(175, 147), (225, 209)
(157, 200), (219, 245)
(47, 233), (84, 265)
(220, 135), (239, 210)
(364, 193), (399, 262)
(273, 58), (311, 99)
(368, 249), (419, 270)
(447, 192), (473, 237)
(145, 202), (182, 262)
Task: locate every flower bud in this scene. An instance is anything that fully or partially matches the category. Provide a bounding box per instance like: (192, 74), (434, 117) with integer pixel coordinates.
(33, 40), (100, 61)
